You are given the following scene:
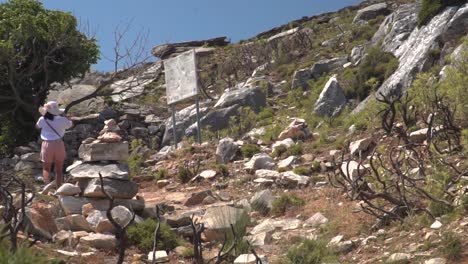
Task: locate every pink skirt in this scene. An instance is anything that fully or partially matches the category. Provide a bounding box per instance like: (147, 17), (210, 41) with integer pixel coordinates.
(41, 139), (65, 163)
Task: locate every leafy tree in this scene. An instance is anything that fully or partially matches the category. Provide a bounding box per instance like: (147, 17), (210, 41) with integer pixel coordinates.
(0, 0), (99, 150)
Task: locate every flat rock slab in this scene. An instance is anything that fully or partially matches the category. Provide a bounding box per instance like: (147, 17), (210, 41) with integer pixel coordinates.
(80, 233), (116, 250)
(82, 178), (138, 199)
(69, 163), (130, 180)
(59, 196), (144, 215)
(78, 142), (129, 161)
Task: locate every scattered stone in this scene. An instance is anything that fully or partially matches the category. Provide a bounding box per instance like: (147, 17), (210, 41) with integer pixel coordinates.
(278, 156), (297, 168)
(349, 137), (373, 156)
(409, 128), (429, 142)
(214, 86), (266, 112)
(387, 253), (411, 263)
(251, 219), (277, 235)
(184, 190), (213, 206)
(244, 153), (275, 172)
(277, 118), (310, 140)
(25, 203), (58, 240)
(250, 190), (274, 214)
(202, 195), (217, 205)
(216, 137), (239, 163)
(305, 212), (329, 227)
(272, 138), (295, 151)
(246, 232), (272, 247)
(340, 161), (367, 180)
(278, 171), (309, 187)
(111, 206), (134, 227)
(147, 250), (169, 262)
(55, 183), (81, 196)
(353, 3), (390, 24)
(53, 230), (74, 245)
(234, 254), (263, 264)
(199, 170), (218, 180)
(56, 214), (93, 232)
(157, 180), (170, 188)
(80, 233), (117, 250)
(20, 152), (40, 162)
(425, 258), (447, 264)
(430, 220), (442, 229)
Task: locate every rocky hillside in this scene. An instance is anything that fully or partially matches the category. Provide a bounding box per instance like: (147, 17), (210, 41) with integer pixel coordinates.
(0, 0), (467, 263)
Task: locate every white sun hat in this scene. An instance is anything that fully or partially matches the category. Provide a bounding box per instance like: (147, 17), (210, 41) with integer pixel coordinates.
(38, 101), (65, 116)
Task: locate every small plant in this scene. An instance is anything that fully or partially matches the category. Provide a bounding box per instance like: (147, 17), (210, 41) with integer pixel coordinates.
(153, 169), (168, 181)
(180, 246), (195, 259)
(277, 167), (287, 173)
(177, 165), (193, 183)
(293, 166), (312, 176)
(127, 153), (144, 176)
(286, 238), (338, 264)
(272, 145), (288, 158)
(285, 143), (303, 157)
(440, 231), (463, 261)
(212, 164), (229, 177)
(271, 193), (305, 216)
(241, 144), (261, 158)
(127, 219), (180, 251)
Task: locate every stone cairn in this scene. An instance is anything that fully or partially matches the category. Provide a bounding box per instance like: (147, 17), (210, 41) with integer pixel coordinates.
(51, 119), (144, 248)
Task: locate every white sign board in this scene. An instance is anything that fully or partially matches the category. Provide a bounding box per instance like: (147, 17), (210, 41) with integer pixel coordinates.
(164, 50), (199, 105)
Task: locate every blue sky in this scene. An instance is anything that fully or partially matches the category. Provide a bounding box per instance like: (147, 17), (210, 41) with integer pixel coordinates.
(35, 0), (361, 72)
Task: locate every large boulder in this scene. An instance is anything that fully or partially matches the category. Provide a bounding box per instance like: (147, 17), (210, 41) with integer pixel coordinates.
(161, 103), (209, 146)
(185, 104), (240, 137)
(69, 163), (130, 180)
(59, 196), (144, 215)
(353, 3), (391, 24)
(152, 37), (229, 59)
(250, 190), (274, 214)
(309, 57), (348, 79)
(370, 3), (468, 102)
(55, 214), (93, 232)
(313, 75), (347, 117)
(244, 153), (275, 172)
(55, 183), (81, 196)
(82, 178), (138, 199)
(24, 203), (58, 240)
(80, 233), (117, 250)
(78, 142), (129, 162)
(203, 206), (247, 241)
(214, 86), (266, 112)
(291, 69), (313, 90)
(216, 138), (239, 164)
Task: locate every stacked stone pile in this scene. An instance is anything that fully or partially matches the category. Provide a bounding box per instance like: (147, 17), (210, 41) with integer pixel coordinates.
(52, 119), (144, 247)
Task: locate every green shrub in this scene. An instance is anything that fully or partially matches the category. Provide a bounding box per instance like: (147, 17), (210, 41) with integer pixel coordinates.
(277, 167), (287, 173)
(342, 46), (399, 100)
(176, 165), (193, 183)
(0, 240), (56, 264)
(271, 193), (305, 216)
(211, 163), (229, 177)
(127, 153), (144, 176)
(418, 0), (465, 28)
(180, 247), (195, 258)
(127, 219), (180, 251)
(285, 143), (303, 157)
(293, 166), (312, 176)
(153, 169), (168, 181)
(440, 231), (463, 261)
(286, 238), (338, 264)
(241, 144), (261, 158)
(272, 144), (288, 158)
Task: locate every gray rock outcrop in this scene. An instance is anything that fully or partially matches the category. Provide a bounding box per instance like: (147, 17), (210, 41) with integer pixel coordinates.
(313, 75), (347, 117)
(214, 86), (266, 111)
(216, 138), (239, 164)
(353, 3), (391, 24)
(70, 163), (130, 180)
(291, 57), (348, 89)
(82, 178), (138, 199)
(185, 104), (240, 137)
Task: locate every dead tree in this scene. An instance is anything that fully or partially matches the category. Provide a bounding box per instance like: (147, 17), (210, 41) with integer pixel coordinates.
(151, 205), (161, 264)
(0, 173), (35, 253)
(190, 215), (205, 264)
(98, 173), (135, 264)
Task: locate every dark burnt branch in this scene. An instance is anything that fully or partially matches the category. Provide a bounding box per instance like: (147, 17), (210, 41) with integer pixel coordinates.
(190, 215), (204, 264)
(98, 172), (135, 264)
(151, 205), (161, 264)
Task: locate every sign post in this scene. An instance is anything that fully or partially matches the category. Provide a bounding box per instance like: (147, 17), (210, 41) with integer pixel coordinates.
(163, 50), (201, 147)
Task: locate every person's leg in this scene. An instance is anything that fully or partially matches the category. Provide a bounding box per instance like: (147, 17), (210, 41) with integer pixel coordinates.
(43, 162), (52, 183)
(54, 140), (66, 188)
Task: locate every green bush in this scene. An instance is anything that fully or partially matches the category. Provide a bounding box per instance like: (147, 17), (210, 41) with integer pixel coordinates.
(240, 144), (261, 158)
(293, 166), (312, 176)
(127, 153), (144, 176)
(127, 219), (180, 251)
(286, 239), (338, 264)
(0, 240), (56, 264)
(342, 46), (399, 100)
(418, 0), (465, 27)
(176, 165), (193, 183)
(440, 231), (463, 261)
(271, 193), (305, 216)
(211, 163), (229, 177)
(180, 247), (195, 258)
(272, 144), (288, 158)
(153, 169), (168, 181)
(285, 143), (303, 156)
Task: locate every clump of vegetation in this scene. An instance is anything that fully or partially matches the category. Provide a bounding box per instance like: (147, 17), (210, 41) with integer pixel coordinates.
(240, 144), (261, 158)
(179, 247), (195, 259)
(153, 169), (168, 181)
(127, 153), (144, 176)
(271, 193), (305, 216)
(0, 240), (58, 264)
(211, 163), (229, 177)
(285, 238), (338, 264)
(418, 0), (466, 27)
(440, 231), (463, 261)
(342, 46), (399, 100)
(176, 165), (193, 183)
(127, 219), (180, 251)
(293, 166), (312, 176)
(285, 143), (303, 157)
(272, 145), (288, 158)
